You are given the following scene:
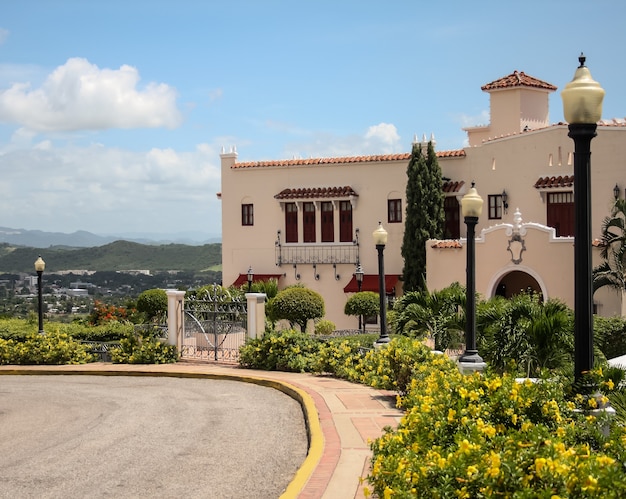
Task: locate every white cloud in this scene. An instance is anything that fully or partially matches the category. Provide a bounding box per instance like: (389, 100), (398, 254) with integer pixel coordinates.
(364, 123), (401, 152)
(456, 110), (490, 128)
(0, 58), (182, 132)
(0, 141), (221, 234)
(281, 122), (404, 159)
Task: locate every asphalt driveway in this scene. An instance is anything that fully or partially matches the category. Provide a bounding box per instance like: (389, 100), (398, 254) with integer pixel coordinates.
(0, 375), (308, 499)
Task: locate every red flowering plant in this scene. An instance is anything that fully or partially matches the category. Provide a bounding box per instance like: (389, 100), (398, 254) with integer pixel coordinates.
(88, 300), (135, 325)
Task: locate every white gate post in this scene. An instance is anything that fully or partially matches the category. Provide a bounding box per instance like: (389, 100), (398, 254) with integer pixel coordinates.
(245, 293), (266, 339)
(166, 290), (186, 349)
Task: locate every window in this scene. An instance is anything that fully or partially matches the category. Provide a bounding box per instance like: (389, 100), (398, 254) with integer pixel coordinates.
(303, 202), (316, 243)
(285, 203), (298, 243)
(488, 195), (503, 220)
(321, 202), (334, 242)
(339, 201), (353, 242)
(547, 192), (574, 236)
(444, 196), (460, 239)
(241, 204), (254, 226)
(388, 199), (402, 223)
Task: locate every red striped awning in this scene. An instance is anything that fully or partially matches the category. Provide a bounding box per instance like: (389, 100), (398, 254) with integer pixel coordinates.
(343, 274), (401, 294)
(231, 274), (283, 287)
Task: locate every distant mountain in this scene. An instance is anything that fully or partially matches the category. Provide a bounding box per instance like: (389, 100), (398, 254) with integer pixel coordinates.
(0, 227), (219, 248)
(0, 240), (222, 273)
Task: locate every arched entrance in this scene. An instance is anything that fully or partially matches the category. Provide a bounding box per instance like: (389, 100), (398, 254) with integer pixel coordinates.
(493, 270), (543, 300)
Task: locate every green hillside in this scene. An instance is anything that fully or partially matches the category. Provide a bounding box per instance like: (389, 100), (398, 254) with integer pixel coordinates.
(0, 241), (222, 273)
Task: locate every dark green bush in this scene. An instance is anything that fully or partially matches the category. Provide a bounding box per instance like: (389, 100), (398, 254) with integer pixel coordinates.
(270, 287), (325, 331)
(595, 315), (626, 359)
(136, 288), (168, 322)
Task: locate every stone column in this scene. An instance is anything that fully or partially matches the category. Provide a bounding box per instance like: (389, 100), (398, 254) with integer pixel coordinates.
(166, 290), (186, 349)
(245, 293), (267, 339)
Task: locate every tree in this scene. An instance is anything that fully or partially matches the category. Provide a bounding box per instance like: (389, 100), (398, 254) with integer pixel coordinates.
(593, 199), (626, 293)
(344, 291), (379, 332)
(136, 289), (168, 322)
(270, 287), (325, 331)
(401, 140), (445, 292)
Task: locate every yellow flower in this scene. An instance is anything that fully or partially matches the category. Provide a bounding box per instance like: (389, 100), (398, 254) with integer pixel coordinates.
(535, 457), (547, 474)
(466, 465), (478, 477)
(581, 475), (598, 492)
(447, 408), (457, 423)
(596, 455), (615, 466)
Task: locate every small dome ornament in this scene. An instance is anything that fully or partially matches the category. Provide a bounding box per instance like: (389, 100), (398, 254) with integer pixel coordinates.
(561, 53), (605, 124)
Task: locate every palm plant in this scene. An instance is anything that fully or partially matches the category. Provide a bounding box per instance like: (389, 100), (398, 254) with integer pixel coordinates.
(393, 282), (465, 352)
(593, 199), (626, 292)
(478, 293), (573, 377)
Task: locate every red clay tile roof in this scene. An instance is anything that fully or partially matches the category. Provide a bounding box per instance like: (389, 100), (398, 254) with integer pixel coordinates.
(482, 71), (557, 92)
(443, 180), (465, 193)
(233, 150), (465, 169)
(431, 240), (462, 249)
(274, 186), (358, 200)
(534, 175), (574, 189)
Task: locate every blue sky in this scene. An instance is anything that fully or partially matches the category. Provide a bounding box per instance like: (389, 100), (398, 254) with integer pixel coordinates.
(0, 0), (624, 240)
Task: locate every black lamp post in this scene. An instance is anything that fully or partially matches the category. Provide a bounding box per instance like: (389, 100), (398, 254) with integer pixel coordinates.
(355, 263), (364, 332)
(373, 222), (390, 344)
(458, 184), (484, 366)
(34, 255), (45, 334)
(247, 266), (254, 292)
(561, 54), (605, 386)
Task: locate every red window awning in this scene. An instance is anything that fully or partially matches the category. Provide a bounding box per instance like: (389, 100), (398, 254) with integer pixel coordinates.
(343, 274), (401, 294)
(231, 274), (283, 287)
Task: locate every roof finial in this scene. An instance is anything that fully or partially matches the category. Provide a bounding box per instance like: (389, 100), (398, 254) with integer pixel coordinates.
(578, 52), (586, 68)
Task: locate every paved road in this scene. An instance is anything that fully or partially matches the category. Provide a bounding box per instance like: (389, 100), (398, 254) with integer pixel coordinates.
(0, 375), (308, 499)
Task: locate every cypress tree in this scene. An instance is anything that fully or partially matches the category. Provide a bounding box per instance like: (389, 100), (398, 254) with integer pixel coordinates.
(401, 139), (445, 292)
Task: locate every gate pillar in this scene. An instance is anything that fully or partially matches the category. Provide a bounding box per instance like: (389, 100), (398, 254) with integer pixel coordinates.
(245, 293), (267, 339)
(166, 289), (186, 349)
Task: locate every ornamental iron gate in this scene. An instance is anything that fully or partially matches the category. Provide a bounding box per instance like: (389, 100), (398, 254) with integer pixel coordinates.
(181, 292), (247, 362)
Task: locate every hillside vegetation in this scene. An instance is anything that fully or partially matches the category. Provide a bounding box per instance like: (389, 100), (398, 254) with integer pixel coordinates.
(0, 241), (222, 273)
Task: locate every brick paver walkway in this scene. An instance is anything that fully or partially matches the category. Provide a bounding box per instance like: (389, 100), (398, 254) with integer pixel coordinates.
(0, 362), (403, 498)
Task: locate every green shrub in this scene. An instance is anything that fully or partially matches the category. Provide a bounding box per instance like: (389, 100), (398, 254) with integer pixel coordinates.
(595, 315), (626, 359)
(314, 319), (336, 335)
(310, 334), (379, 380)
(270, 287), (325, 331)
(344, 291), (379, 317)
(110, 328), (178, 364)
(0, 330), (94, 365)
(239, 329), (320, 372)
(136, 288), (168, 322)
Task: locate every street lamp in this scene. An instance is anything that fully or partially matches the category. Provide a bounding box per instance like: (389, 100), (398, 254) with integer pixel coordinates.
(34, 255), (45, 334)
(373, 222), (390, 344)
(355, 263), (364, 332)
(458, 184), (485, 368)
(562, 53), (605, 387)
(247, 266), (254, 292)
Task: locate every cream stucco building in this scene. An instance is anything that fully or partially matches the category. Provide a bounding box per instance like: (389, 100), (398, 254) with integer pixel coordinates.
(219, 69), (626, 330)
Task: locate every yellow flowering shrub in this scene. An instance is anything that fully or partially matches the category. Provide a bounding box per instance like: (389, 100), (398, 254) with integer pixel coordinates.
(369, 361), (626, 498)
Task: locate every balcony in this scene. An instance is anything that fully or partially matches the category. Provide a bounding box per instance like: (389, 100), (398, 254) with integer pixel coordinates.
(275, 243), (360, 266)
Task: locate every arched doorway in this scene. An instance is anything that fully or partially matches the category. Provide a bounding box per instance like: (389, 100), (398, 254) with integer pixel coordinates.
(494, 270), (543, 300)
